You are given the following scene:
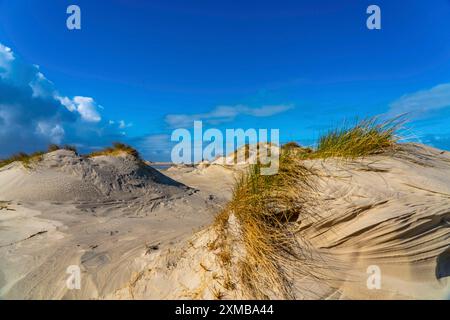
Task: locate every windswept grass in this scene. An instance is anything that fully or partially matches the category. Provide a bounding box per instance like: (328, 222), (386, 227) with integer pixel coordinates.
(0, 151), (45, 169)
(282, 141), (301, 150)
(0, 201), (14, 211)
(212, 118), (402, 298)
(47, 144), (78, 154)
(309, 118), (400, 159)
(282, 142), (313, 155)
(87, 142), (141, 160)
(0, 142), (140, 170)
(214, 148), (316, 299)
(233, 144), (251, 163)
(0, 144), (79, 169)
(280, 118), (401, 161)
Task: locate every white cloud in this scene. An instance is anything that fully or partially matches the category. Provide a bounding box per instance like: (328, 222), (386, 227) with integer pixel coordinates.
(0, 42), (130, 156)
(165, 104), (293, 128)
(56, 95), (77, 112)
(388, 83), (450, 118)
(73, 96), (101, 122)
(30, 71), (54, 98)
(36, 122), (65, 144)
(118, 120), (133, 129)
(0, 43), (102, 124)
(55, 95), (102, 122)
(0, 44), (14, 77)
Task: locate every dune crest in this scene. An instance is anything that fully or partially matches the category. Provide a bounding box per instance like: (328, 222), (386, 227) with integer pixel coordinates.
(0, 149), (187, 202)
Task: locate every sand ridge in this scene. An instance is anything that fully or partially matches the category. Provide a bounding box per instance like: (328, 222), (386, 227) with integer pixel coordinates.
(0, 144), (449, 299)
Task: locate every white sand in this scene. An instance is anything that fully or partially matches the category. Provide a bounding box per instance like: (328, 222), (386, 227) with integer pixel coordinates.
(0, 145), (449, 299)
(112, 144), (450, 300)
(0, 150), (230, 299)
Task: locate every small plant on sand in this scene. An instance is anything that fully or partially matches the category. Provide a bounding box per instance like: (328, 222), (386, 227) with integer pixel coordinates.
(0, 201), (15, 211)
(211, 286), (225, 300)
(282, 142), (313, 156)
(282, 141), (301, 150)
(47, 144), (78, 154)
(87, 142), (141, 160)
(214, 149), (316, 299)
(308, 117), (400, 159)
(211, 117), (403, 298)
(216, 248), (232, 266)
(222, 274), (236, 291)
(0, 143), (80, 169)
(233, 144), (251, 163)
(0, 151), (45, 169)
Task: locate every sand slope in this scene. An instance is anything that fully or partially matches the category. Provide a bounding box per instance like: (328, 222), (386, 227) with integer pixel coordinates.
(287, 144), (449, 299)
(0, 151), (228, 299)
(114, 144), (450, 300)
(0, 144), (449, 299)
(0, 150), (186, 202)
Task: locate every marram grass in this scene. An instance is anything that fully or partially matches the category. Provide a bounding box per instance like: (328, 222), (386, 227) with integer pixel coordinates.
(214, 149), (316, 299)
(0, 151), (45, 169)
(213, 117), (400, 299)
(310, 118), (400, 159)
(87, 142), (141, 159)
(0, 142), (139, 170)
(0, 144), (78, 169)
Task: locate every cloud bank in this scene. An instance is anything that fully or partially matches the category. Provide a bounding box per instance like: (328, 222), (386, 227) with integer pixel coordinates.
(165, 104), (294, 128)
(0, 43), (128, 157)
(388, 83), (450, 119)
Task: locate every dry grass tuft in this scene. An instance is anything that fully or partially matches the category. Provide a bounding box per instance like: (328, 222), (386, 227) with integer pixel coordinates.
(214, 148), (317, 299)
(216, 248), (232, 266)
(0, 201), (15, 211)
(222, 274), (236, 291)
(47, 144), (78, 154)
(211, 118), (401, 299)
(0, 142), (139, 170)
(233, 144), (251, 163)
(211, 286), (225, 300)
(88, 142), (141, 160)
(0, 151), (45, 169)
(307, 117), (400, 159)
(0, 144), (79, 169)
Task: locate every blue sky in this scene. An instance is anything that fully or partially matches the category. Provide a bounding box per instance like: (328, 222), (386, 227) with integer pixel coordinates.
(1, 0), (450, 161)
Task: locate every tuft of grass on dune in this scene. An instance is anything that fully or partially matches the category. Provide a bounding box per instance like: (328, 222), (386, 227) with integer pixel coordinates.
(233, 144), (251, 163)
(0, 142), (139, 170)
(211, 118), (403, 298)
(0, 144), (80, 169)
(305, 117), (401, 159)
(47, 144), (78, 154)
(0, 200), (14, 211)
(213, 148), (317, 299)
(281, 142), (313, 155)
(0, 151), (45, 169)
(87, 142), (141, 160)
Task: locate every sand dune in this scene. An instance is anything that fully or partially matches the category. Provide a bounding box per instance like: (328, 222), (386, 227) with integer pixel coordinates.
(0, 145), (449, 299)
(296, 144), (450, 299)
(0, 150), (186, 202)
(0, 151), (228, 299)
(112, 144), (450, 300)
